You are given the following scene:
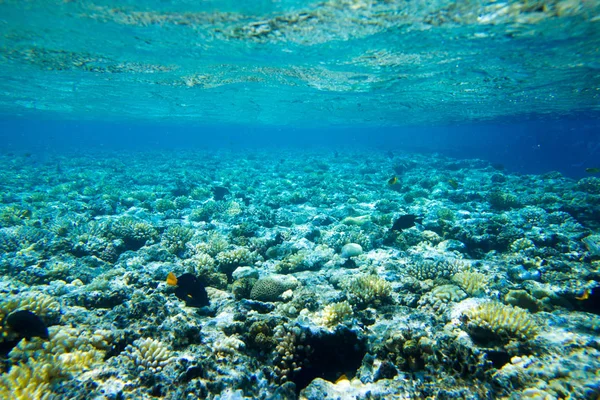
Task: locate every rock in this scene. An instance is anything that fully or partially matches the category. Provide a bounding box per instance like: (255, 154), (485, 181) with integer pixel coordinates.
(341, 243), (363, 258)
(232, 266), (259, 281)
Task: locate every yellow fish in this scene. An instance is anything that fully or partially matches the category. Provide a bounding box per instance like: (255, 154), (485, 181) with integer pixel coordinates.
(585, 168), (600, 174)
(388, 176), (399, 185)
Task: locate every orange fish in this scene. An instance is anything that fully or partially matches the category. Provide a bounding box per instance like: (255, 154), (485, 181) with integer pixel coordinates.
(166, 272), (178, 286)
(575, 289), (590, 301)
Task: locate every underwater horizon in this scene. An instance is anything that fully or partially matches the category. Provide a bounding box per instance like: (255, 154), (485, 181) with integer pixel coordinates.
(1, 1), (600, 399)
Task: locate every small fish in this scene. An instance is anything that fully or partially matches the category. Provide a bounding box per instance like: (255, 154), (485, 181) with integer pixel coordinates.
(391, 214), (422, 232)
(212, 186), (229, 201)
(575, 289), (590, 301)
(5, 310), (49, 340)
(448, 179), (459, 189)
(1, 310), (49, 358)
(585, 168), (600, 174)
(166, 272), (178, 286)
(166, 272), (209, 308)
(388, 176), (399, 185)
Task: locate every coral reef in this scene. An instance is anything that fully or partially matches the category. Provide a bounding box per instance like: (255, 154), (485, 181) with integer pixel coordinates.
(0, 149), (598, 399)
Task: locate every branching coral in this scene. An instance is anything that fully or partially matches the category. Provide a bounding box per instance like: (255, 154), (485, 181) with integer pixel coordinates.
(345, 274), (392, 307)
(183, 251), (216, 271)
(0, 363), (53, 400)
(108, 217), (158, 249)
(510, 238), (536, 253)
(124, 337), (174, 373)
(320, 301), (353, 327)
(465, 302), (538, 343)
(418, 284), (467, 316)
(216, 247), (255, 275)
(0, 293), (61, 323)
(9, 326), (113, 365)
(275, 246), (332, 273)
(1, 327), (113, 399)
(406, 258), (464, 281)
(452, 271), (488, 296)
(272, 324), (312, 384)
(161, 225), (194, 254)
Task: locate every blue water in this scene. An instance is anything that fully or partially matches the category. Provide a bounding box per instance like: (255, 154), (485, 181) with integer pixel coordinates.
(1, 116), (599, 178)
(1, 1), (600, 399)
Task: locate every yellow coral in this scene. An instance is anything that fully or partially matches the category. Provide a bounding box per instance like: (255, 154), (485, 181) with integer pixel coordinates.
(124, 337), (173, 372)
(0, 363), (52, 400)
(321, 301), (353, 327)
(58, 350), (104, 373)
(10, 327), (112, 364)
(1, 293), (60, 319)
(452, 271), (488, 296)
(0, 326), (111, 399)
(466, 302), (538, 341)
(346, 274), (392, 306)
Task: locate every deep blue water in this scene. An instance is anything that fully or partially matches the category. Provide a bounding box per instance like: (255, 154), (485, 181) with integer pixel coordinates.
(2, 116), (599, 179)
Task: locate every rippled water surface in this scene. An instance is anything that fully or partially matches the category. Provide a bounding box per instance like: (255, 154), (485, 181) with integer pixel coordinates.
(1, 0), (599, 125)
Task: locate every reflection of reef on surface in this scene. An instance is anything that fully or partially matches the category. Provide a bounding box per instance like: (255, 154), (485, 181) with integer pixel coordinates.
(0, 0), (598, 125)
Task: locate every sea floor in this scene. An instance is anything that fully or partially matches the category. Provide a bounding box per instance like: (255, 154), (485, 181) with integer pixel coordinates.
(0, 148), (599, 399)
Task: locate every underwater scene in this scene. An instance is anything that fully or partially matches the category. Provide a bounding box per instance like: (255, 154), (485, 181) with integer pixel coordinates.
(1, 0), (600, 399)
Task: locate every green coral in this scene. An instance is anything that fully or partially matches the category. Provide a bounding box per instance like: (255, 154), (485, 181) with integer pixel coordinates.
(174, 196), (191, 209)
(250, 275), (298, 302)
(0, 205), (31, 227)
(108, 217), (157, 250)
(216, 247), (255, 275)
(154, 198), (176, 212)
(189, 200), (220, 222)
(192, 231), (229, 257)
(161, 225), (194, 254)
(576, 177), (600, 194)
(488, 191), (521, 210)
(406, 258), (464, 281)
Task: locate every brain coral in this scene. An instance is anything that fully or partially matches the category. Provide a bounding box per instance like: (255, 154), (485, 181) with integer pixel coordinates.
(250, 275), (299, 302)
